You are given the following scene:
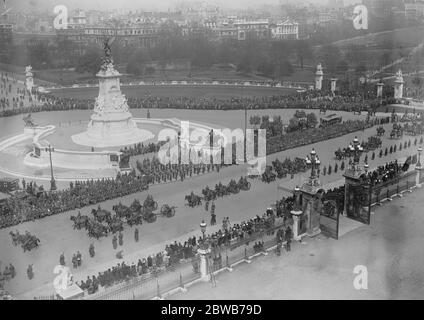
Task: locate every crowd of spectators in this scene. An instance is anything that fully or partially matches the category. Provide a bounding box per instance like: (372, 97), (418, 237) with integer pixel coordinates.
(0, 171), (148, 229)
(77, 197), (295, 295)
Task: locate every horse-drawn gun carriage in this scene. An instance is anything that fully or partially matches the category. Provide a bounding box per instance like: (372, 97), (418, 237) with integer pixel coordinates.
(91, 206), (112, 223)
(202, 186), (217, 202)
(227, 179), (240, 194)
(86, 218), (109, 239)
(112, 202), (132, 220)
(215, 183), (229, 197)
(261, 166), (276, 183)
(142, 208), (157, 223)
(143, 195), (158, 211)
(70, 212), (89, 230)
(185, 192), (202, 207)
(160, 204), (176, 218)
(237, 177), (251, 191)
(376, 126), (385, 137)
(107, 215), (124, 234)
(9, 230), (40, 252)
(390, 124), (403, 139)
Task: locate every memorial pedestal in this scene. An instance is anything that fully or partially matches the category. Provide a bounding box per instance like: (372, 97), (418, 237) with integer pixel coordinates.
(197, 248), (211, 282)
(416, 165), (423, 188)
(291, 210), (306, 241)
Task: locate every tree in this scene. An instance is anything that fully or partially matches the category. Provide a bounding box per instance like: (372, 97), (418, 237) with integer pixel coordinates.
(341, 161), (345, 171)
(420, 136), (423, 145)
(384, 148), (388, 156)
(414, 138), (418, 146)
(364, 154), (368, 163)
(400, 143), (403, 151)
(379, 149), (383, 158)
(394, 144), (397, 153)
(126, 49), (152, 75)
(336, 60), (349, 74)
(323, 166), (327, 176)
(306, 113), (318, 128)
(28, 41), (51, 69)
(334, 163), (338, 173)
(389, 146), (393, 154)
(408, 140), (411, 148)
(328, 164), (332, 175)
(372, 152), (375, 160)
(250, 115), (261, 127)
(294, 40), (312, 69)
(76, 47), (102, 75)
(318, 45), (341, 74)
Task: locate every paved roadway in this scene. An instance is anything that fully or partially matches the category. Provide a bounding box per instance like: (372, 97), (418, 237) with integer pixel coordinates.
(172, 187), (424, 300)
(1, 115), (420, 298)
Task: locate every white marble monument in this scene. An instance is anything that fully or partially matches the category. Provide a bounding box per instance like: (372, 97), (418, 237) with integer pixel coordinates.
(394, 69), (404, 99)
(72, 40), (153, 148)
(25, 65), (34, 92)
(315, 63), (324, 91)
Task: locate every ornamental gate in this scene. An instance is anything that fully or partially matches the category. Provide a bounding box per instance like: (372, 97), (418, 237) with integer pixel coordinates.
(345, 183), (371, 225)
(320, 187), (343, 239)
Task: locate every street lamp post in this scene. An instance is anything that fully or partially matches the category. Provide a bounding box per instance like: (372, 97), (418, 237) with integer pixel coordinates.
(305, 148), (321, 180)
(348, 136), (364, 169)
(45, 145), (57, 191)
(198, 220), (210, 281)
(200, 220), (207, 243)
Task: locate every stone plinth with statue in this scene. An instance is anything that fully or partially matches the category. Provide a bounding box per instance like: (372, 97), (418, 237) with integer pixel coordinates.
(25, 65), (34, 92)
(394, 69), (404, 100)
(72, 39), (153, 148)
(342, 137), (371, 224)
(299, 148), (322, 237)
(315, 63), (324, 91)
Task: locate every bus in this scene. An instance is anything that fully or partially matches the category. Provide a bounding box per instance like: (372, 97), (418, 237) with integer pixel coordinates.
(320, 114), (342, 127)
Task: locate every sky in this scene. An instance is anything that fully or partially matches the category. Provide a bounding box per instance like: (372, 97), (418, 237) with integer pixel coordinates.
(4, 0), (340, 13)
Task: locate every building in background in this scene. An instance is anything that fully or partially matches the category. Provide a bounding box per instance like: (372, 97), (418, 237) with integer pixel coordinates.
(271, 19), (299, 40)
(233, 19), (270, 41)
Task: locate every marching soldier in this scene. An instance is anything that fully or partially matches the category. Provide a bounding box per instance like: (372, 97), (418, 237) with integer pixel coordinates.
(285, 227), (293, 252)
(134, 228), (139, 242)
(27, 264), (34, 280)
(59, 252), (65, 266)
(72, 254), (78, 269)
(118, 232), (123, 246)
(112, 235), (118, 250)
(210, 212), (216, 226)
(89, 244), (95, 258)
(76, 251), (82, 267)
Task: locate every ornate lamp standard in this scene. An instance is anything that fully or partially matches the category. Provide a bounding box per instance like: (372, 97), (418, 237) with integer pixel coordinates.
(200, 220), (207, 243)
(45, 145), (57, 191)
(348, 136), (364, 170)
(305, 148), (321, 182)
(197, 220), (211, 281)
(300, 148), (322, 237)
(416, 146), (423, 188)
